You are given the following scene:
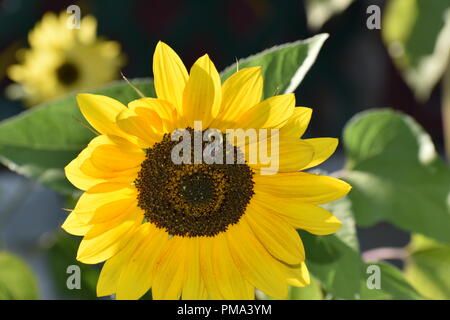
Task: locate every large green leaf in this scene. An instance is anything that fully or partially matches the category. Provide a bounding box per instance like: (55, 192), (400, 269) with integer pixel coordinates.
(0, 79), (155, 195)
(404, 234), (450, 299)
(382, 0), (450, 100)
(301, 231), (362, 299)
(0, 251), (39, 300)
(221, 34), (328, 99)
(322, 196), (359, 251)
(342, 109), (450, 242)
(304, 0), (355, 30)
(360, 262), (422, 300)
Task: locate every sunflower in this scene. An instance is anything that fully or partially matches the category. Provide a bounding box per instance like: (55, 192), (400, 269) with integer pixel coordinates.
(63, 41), (351, 300)
(8, 12), (124, 106)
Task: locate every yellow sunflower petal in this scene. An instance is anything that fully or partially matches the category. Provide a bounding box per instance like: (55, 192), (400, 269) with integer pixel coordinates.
(65, 134), (141, 191)
(182, 238), (206, 300)
(199, 237), (224, 299)
(280, 107), (312, 138)
(153, 41), (189, 115)
(88, 135), (145, 172)
(212, 236), (254, 300)
(76, 212), (140, 264)
(233, 94), (295, 129)
(245, 210), (305, 265)
(212, 67), (263, 128)
(285, 261), (310, 287)
(226, 219), (288, 299)
(96, 236), (140, 297)
(302, 138), (339, 170)
(85, 203), (142, 237)
(183, 54), (222, 127)
(77, 94), (129, 138)
(254, 172), (351, 204)
(64, 147), (105, 191)
(251, 193), (343, 235)
(128, 97), (178, 133)
(200, 234), (254, 300)
(116, 107), (163, 148)
(75, 135), (140, 184)
(79, 155), (139, 185)
(248, 137), (314, 174)
(61, 210), (93, 236)
(97, 251), (128, 297)
(152, 237), (187, 300)
(116, 223), (168, 300)
(71, 183), (137, 224)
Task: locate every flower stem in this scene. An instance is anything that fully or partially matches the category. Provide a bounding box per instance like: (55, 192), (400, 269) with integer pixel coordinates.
(362, 247), (408, 262)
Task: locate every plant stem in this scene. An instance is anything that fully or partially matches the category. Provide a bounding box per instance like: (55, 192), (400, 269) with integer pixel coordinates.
(362, 247), (408, 262)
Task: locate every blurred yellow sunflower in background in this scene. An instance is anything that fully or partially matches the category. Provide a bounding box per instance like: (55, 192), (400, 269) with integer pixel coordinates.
(8, 12), (125, 106)
(63, 42), (351, 300)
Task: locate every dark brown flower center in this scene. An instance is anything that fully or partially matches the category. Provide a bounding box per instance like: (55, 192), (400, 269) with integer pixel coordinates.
(134, 128), (254, 237)
(56, 62), (79, 86)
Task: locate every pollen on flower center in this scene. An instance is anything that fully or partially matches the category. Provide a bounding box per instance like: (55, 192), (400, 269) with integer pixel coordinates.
(56, 61), (79, 85)
(134, 128), (255, 237)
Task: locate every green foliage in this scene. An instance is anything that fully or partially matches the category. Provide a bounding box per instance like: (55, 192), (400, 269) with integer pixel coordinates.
(360, 262), (422, 300)
(47, 232), (100, 300)
(404, 234), (450, 299)
(0, 251), (39, 300)
(302, 193), (426, 300)
(382, 0), (450, 100)
(301, 231), (362, 299)
(342, 109), (450, 242)
(221, 34), (328, 98)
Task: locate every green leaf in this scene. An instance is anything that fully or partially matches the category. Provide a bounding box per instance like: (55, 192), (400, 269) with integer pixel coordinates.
(342, 109), (450, 242)
(0, 251), (39, 300)
(301, 231), (362, 299)
(0, 78), (155, 195)
(304, 0), (355, 30)
(322, 196), (359, 251)
(47, 232), (100, 300)
(288, 276), (323, 300)
(404, 234), (450, 299)
(360, 262), (422, 300)
(221, 34), (328, 99)
(382, 0), (450, 100)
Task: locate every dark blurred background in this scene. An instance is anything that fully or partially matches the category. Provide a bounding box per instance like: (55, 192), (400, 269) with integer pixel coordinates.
(1, 0), (442, 298)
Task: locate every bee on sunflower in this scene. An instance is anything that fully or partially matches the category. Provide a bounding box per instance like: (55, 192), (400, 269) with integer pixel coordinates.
(63, 41), (351, 300)
(8, 12), (125, 106)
